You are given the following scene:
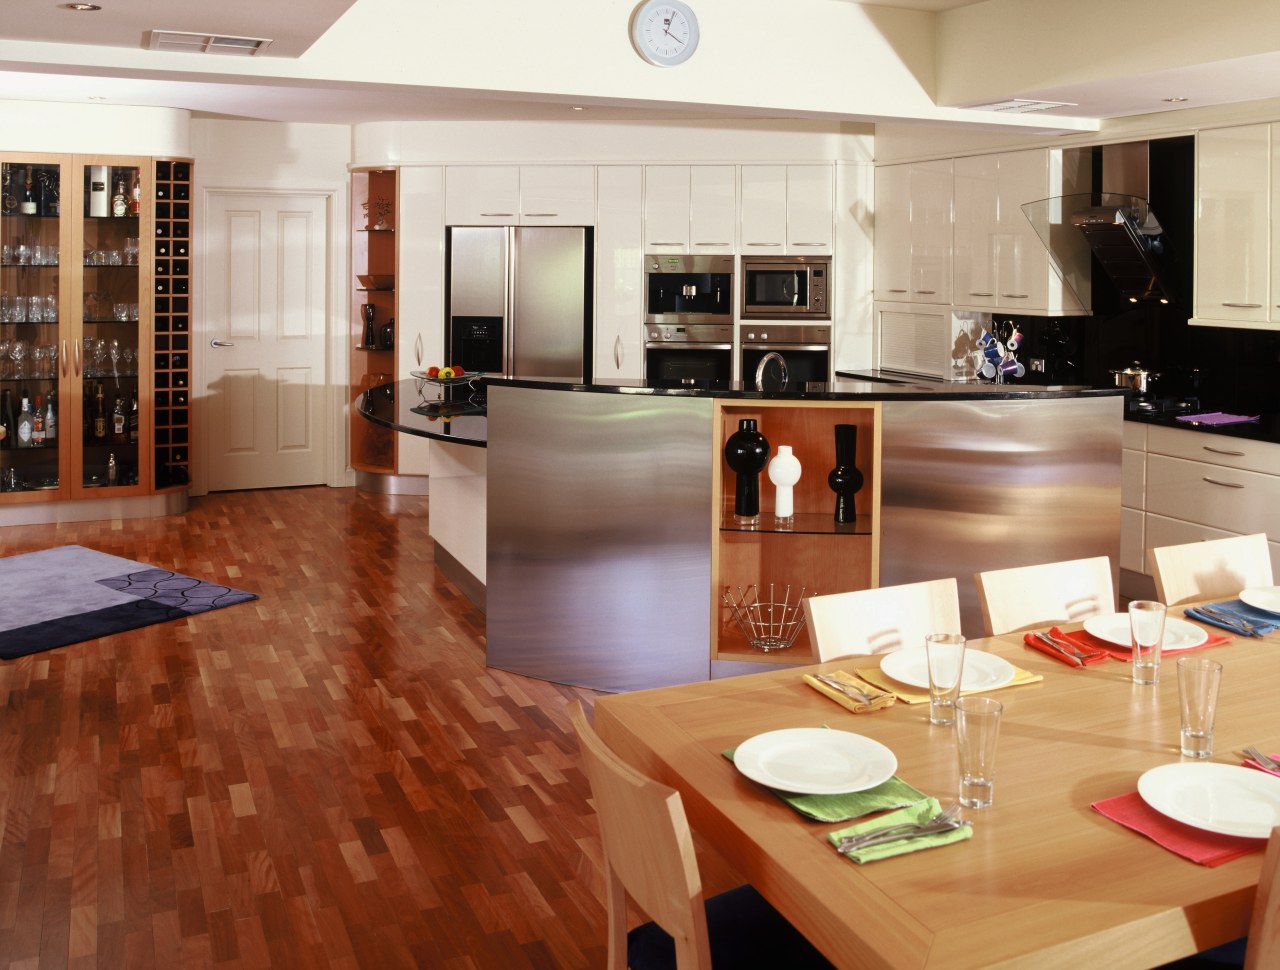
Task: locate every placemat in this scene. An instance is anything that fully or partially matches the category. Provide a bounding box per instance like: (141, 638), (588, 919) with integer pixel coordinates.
(855, 662), (1042, 704)
(1091, 791), (1264, 866)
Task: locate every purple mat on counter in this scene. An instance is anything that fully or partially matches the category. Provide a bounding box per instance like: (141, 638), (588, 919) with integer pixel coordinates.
(1175, 412), (1260, 426)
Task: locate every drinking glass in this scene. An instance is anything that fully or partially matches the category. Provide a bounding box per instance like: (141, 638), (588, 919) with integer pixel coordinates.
(925, 633), (966, 726)
(1129, 600), (1166, 685)
(1177, 657), (1222, 759)
(956, 696), (1003, 808)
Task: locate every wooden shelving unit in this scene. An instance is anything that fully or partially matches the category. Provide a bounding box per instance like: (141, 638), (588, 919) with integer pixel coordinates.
(711, 400), (881, 664)
(350, 168), (397, 476)
(152, 158), (192, 489)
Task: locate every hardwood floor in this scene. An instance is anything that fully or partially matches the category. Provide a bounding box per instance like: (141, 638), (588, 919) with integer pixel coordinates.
(0, 486), (740, 969)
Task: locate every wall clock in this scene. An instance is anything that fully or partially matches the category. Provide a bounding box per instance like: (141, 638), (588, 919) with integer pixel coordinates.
(630, 0), (700, 67)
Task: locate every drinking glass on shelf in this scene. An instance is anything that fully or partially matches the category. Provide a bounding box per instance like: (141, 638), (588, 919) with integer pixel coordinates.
(43, 294), (57, 323)
(27, 295), (41, 322)
(124, 237), (139, 265)
(32, 345), (45, 379)
(83, 336), (94, 376)
(11, 339), (26, 380)
(114, 303), (129, 322)
(0, 340), (9, 380)
(47, 342), (58, 378)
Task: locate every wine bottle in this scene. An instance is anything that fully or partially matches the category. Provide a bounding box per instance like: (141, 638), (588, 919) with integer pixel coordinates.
(45, 391), (57, 442)
(0, 389), (12, 449)
(107, 453), (117, 485)
(129, 173), (141, 217)
(112, 179), (127, 217)
(31, 394), (45, 447)
(16, 391), (34, 447)
(111, 396), (126, 443)
(128, 392), (138, 444)
(93, 383), (107, 440)
(20, 167), (37, 215)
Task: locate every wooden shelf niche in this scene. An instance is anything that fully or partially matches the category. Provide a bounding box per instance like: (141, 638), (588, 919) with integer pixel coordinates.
(350, 168), (397, 474)
(712, 401), (880, 664)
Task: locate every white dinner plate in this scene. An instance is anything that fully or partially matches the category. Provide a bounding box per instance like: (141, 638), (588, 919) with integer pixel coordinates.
(1082, 613), (1209, 651)
(1138, 762), (1280, 838)
(733, 728), (896, 795)
(1240, 586), (1280, 616)
(878, 648), (1016, 692)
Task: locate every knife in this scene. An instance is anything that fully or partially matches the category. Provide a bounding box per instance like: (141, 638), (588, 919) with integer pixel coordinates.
(836, 819), (970, 854)
(1033, 632), (1086, 668)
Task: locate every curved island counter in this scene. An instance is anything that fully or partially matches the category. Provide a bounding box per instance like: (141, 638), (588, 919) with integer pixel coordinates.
(363, 375), (1126, 692)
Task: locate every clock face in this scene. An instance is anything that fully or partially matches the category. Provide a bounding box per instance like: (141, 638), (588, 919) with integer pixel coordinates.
(631, 0), (699, 67)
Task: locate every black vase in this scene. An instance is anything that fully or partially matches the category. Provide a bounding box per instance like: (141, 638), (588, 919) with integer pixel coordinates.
(361, 304), (376, 348)
(724, 419), (770, 523)
(828, 423), (864, 523)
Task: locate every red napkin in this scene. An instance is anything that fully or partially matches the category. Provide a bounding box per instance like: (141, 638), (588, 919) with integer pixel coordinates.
(1023, 628), (1110, 666)
(1092, 792), (1265, 866)
(1051, 626), (1231, 663)
(1244, 754), (1280, 778)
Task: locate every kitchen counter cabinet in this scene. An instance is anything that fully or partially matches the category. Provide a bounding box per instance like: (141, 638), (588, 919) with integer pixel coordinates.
(593, 166), (645, 381)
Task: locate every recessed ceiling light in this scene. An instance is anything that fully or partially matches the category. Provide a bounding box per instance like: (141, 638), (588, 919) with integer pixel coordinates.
(571, 106), (586, 112)
(86, 95), (107, 101)
(61, 3), (101, 10)
(1163, 97), (1189, 103)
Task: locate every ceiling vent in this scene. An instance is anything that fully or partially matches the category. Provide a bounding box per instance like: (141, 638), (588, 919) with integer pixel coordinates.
(967, 98), (1076, 114)
(145, 30), (272, 56)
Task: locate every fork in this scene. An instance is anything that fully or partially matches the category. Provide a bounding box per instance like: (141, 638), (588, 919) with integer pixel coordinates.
(1033, 632), (1086, 668)
(836, 802), (964, 852)
(1197, 605), (1260, 636)
(1040, 630), (1090, 658)
(1244, 747), (1280, 772)
(814, 673), (884, 705)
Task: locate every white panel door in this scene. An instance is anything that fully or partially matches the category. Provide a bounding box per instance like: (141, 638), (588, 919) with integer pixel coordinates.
(205, 192), (328, 491)
(1196, 124), (1270, 326)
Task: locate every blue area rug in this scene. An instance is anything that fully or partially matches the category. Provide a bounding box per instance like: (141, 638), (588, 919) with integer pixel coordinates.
(0, 545), (257, 659)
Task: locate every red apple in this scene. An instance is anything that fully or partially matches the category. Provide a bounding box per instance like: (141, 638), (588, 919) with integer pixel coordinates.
(426, 366), (440, 378)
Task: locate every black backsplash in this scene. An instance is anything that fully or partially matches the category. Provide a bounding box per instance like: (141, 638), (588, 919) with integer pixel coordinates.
(1000, 135), (1280, 415)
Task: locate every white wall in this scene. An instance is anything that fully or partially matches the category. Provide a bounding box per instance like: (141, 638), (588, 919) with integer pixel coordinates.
(188, 119), (353, 493)
(0, 101), (189, 155)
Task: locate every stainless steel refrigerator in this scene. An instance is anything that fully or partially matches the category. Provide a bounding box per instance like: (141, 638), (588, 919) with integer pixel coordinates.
(446, 226), (592, 382)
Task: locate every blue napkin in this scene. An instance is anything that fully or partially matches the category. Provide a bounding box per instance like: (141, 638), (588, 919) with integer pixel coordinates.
(1184, 599), (1279, 637)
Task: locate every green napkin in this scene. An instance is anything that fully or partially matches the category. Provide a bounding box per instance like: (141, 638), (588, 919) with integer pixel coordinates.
(723, 747), (925, 822)
(828, 796), (973, 864)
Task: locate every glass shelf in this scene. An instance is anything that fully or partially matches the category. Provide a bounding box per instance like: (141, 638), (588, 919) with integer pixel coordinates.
(719, 511), (873, 536)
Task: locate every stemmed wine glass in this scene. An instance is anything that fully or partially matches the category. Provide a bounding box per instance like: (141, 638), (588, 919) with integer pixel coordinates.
(11, 339), (27, 380)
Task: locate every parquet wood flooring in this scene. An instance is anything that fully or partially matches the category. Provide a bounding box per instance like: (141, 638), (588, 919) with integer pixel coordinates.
(0, 486), (741, 969)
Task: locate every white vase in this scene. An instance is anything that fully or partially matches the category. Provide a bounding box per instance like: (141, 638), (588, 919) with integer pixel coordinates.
(767, 445), (802, 521)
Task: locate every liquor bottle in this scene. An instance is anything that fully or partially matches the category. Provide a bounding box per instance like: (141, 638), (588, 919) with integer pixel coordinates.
(20, 167), (37, 215)
(0, 388), (11, 449)
(111, 396), (126, 443)
(16, 391), (34, 447)
(93, 383), (107, 440)
(112, 179), (127, 217)
(128, 173), (141, 217)
(45, 391), (57, 442)
(128, 392), (138, 445)
(107, 453), (117, 485)
(31, 394), (45, 447)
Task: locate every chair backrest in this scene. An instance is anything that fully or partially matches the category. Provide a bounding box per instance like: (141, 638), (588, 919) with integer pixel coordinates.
(1245, 824), (1280, 970)
(568, 701), (712, 970)
(1149, 533), (1274, 606)
(974, 556), (1115, 636)
(803, 578), (961, 661)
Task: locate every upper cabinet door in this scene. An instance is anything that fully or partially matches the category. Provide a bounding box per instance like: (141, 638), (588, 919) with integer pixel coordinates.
(1196, 124), (1270, 326)
(907, 159), (953, 304)
(644, 166), (691, 253)
(995, 149), (1050, 311)
(785, 165), (833, 254)
(952, 154), (999, 311)
(594, 166), (644, 380)
(444, 166), (520, 225)
(520, 166), (596, 225)
(873, 163), (912, 301)
(739, 165), (786, 252)
(688, 166), (735, 253)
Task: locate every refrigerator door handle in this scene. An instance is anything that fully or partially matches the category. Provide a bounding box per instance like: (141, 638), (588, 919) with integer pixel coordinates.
(505, 226), (516, 378)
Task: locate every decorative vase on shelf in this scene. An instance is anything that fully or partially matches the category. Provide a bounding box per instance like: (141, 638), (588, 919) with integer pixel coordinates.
(767, 445), (802, 526)
(361, 303), (376, 349)
(827, 423), (864, 523)
(724, 419), (770, 525)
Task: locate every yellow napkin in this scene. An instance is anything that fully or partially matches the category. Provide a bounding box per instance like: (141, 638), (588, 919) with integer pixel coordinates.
(855, 662), (1042, 705)
(803, 670), (897, 714)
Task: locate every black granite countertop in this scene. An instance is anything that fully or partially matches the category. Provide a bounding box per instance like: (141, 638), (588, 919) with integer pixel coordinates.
(1122, 407), (1280, 445)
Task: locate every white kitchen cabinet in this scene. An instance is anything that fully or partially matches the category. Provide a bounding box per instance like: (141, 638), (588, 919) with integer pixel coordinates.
(1194, 124), (1273, 329)
(1120, 421), (1147, 573)
(593, 166), (644, 381)
(741, 165), (834, 254)
(785, 165), (834, 253)
(644, 165), (734, 254)
(951, 149), (1086, 315)
(444, 165), (594, 226)
(739, 165), (786, 252)
(875, 303), (951, 377)
(873, 159), (952, 304)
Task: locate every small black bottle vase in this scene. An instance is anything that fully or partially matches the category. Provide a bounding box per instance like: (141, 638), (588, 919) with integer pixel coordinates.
(361, 303), (376, 348)
(724, 418), (771, 523)
(828, 423), (865, 523)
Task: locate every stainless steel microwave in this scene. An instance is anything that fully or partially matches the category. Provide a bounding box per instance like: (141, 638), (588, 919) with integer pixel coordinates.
(741, 255), (831, 320)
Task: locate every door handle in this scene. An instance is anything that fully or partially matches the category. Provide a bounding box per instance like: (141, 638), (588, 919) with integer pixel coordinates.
(614, 334), (622, 370)
(211, 339), (236, 348)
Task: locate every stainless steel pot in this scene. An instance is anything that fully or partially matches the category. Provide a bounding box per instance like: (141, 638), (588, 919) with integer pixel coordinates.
(1109, 361), (1158, 393)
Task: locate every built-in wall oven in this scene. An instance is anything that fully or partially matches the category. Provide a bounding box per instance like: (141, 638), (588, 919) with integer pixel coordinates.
(741, 255), (831, 319)
(740, 324), (832, 389)
(645, 254), (733, 325)
(645, 324), (733, 386)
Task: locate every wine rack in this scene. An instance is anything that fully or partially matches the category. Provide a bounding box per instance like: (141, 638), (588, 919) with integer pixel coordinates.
(152, 158), (192, 489)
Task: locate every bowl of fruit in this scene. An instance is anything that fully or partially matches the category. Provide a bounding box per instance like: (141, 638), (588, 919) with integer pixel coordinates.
(411, 364), (478, 386)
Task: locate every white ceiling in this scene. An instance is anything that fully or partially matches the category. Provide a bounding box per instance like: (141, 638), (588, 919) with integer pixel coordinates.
(0, 0), (1272, 127)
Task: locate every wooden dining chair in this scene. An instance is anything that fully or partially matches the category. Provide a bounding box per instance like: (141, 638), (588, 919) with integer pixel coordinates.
(974, 556), (1115, 636)
(802, 577), (961, 660)
(567, 701), (834, 970)
(1158, 823), (1280, 969)
(1149, 533), (1274, 606)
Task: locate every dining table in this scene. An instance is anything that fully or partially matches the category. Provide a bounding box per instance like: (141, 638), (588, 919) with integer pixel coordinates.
(593, 602), (1280, 970)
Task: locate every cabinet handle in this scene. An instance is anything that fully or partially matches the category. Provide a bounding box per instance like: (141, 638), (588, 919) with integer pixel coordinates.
(694, 242), (730, 247)
(523, 212), (558, 217)
(1203, 445), (1246, 457)
(613, 334), (622, 370)
(914, 289), (936, 295)
(791, 242), (825, 247)
(480, 212), (515, 218)
(1001, 293), (1029, 299)
(649, 242), (683, 247)
(414, 332), (424, 367)
(969, 291), (994, 297)
(1202, 477), (1244, 489)
(1221, 302), (1262, 309)
(746, 242), (783, 247)
(61, 339), (68, 377)
(74, 338), (81, 376)
(888, 288), (908, 293)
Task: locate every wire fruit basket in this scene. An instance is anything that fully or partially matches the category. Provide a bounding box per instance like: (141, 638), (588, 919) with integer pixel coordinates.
(723, 584), (809, 653)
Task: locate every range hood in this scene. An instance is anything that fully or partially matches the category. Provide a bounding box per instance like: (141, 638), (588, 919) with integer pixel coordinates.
(1021, 141), (1176, 309)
